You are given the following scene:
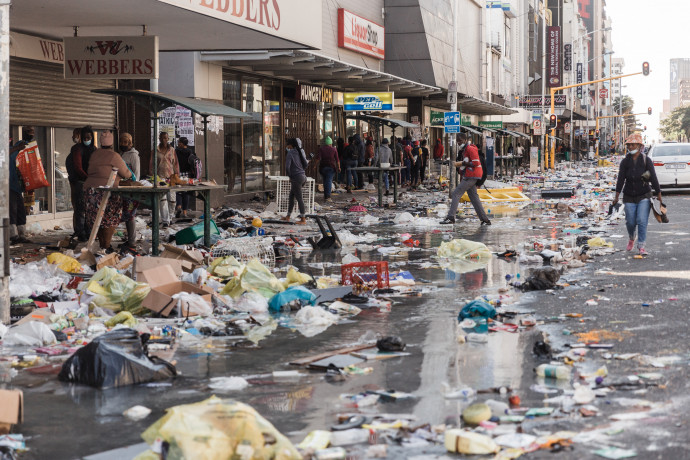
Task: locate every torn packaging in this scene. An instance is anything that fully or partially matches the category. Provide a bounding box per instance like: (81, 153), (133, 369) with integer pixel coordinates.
(141, 265), (212, 317)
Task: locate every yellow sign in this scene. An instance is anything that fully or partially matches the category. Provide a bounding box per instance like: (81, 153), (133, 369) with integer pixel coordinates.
(343, 92), (394, 111)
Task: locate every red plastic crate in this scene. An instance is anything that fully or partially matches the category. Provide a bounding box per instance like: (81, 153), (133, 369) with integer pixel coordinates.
(341, 261), (389, 289)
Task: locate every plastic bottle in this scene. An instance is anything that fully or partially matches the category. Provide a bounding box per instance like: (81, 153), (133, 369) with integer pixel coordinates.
(485, 399), (510, 417)
(535, 364), (571, 380)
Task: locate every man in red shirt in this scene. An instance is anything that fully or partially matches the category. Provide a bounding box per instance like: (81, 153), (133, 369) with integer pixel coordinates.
(441, 135), (491, 225)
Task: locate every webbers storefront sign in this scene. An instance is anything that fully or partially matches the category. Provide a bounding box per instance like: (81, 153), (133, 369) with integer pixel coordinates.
(344, 92), (394, 111)
(63, 36), (159, 79)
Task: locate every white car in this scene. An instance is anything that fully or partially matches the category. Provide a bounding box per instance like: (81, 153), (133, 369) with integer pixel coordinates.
(647, 143), (690, 187)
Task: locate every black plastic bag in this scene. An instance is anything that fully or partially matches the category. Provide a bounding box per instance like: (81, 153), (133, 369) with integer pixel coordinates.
(376, 336), (406, 352)
(516, 267), (561, 291)
(58, 328), (176, 389)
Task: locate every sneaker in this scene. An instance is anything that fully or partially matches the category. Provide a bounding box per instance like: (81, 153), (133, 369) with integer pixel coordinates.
(296, 217), (307, 225)
(639, 247), (649, 256)
(626, 239), (635, 251)
(440, 217), (455, 225)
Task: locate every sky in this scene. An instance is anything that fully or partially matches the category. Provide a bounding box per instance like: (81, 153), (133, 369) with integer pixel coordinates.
(607, 0), (690, 141)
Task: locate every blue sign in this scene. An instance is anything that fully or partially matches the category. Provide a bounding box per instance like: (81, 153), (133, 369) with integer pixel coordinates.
(444, 111), (461, 134)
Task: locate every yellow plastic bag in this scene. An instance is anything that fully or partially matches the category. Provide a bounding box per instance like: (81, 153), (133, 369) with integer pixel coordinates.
(84, 267), (151, 314)
(283, 267), (313, 289)
(104, 311), (137, 328)
(47, 252), (82, 273)
(587, 237), (613, 248)
(437, 239), (492, 261)
(136, 396), (301, 460)
(208, 256), (245, 279)
(220, 258), (285, 299)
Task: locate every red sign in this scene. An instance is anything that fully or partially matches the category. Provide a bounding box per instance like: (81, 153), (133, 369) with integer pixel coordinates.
(599, 88), (609, 99)
(338, 9), (385, 60)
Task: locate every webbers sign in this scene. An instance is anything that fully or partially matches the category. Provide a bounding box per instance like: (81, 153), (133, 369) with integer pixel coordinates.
(63, 36), (159, 79)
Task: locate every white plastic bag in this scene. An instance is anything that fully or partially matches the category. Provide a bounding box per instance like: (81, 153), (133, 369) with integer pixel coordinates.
(172, 292), (213, 317)
(294, 306), (338, 338)
(393, 212), (414, 224)
(3, 321), (57, 347)
(208, 376), (249, 391)
(234, 292), (269, 314)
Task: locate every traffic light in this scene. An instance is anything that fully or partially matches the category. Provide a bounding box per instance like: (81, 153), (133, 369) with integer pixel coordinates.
(549, 114), (557, 128)
(644, 126), (647, 130)
(642, 61), (650, 76)
(595, 129), (600, 137)
(648, 107), (652, 115)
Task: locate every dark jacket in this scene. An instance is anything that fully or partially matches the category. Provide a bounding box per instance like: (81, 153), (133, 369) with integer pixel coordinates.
(175, 147), (193, 174)
(66, 143), (89, 183)
(353, 134), (365, 164)
(616, 153), (660, 201)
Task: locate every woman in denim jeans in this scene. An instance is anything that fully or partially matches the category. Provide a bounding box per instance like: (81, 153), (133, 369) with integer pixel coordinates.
(612, 133), (661, 256)
(281, 138), (308, 225)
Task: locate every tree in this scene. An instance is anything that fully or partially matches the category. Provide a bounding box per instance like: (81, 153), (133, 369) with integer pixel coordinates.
(612, 95), (635, 115)
(659, 106), (690, 141)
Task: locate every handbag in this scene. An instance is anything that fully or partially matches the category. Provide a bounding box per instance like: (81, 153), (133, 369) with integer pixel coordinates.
(651, 198), (669, 223)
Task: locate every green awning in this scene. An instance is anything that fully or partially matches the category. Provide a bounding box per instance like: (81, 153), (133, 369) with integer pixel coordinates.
(91, 89), (250, 118)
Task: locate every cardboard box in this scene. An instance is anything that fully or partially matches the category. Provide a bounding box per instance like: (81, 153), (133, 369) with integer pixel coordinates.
(0, 390), (24, 434)
(13, 307), (53, 326)
(96, 253), (120, 271)
(160, 244), (204, 272)
(134, 257), (184, 282)
(140, 265), (212, 317)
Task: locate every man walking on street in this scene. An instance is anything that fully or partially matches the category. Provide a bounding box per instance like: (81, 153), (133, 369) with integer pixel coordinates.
(441, 134), (491, 225)
(378, 138), (393, 195)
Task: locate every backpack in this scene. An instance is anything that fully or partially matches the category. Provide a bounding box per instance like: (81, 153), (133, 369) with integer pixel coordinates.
(188, 152), (202, 179)
(476, 154), (488, 188)
(65, 149), (77, 180)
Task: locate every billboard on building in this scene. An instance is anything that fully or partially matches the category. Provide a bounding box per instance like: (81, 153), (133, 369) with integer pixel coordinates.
(64, 36), (159, 79)
(578, 0), (595, 80)
(547, 26), (561, 87)
(344, 92), (394, 111)
(337, 9), (385, 60)
(671, 60), (679, 95)
(519, 95), (567, 108)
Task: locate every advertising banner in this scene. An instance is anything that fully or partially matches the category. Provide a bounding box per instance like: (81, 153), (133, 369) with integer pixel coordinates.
(547, 26), (561, 87)
(343, 92), (394, 111)
(338, 9), (385, 59)
(430, 110), (445, 126)
(519, 95), (567, 108)
(64, 36), (158, 79)
(576, 63), (583, 99)
(564, 44), (572, 72)
(479, 121), (503, 129)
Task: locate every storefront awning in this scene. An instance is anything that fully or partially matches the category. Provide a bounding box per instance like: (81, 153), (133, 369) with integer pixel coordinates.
(346, 114), (418, 129)
(459, 97), (517, 116)
(468, 124), (498, 134)
(200, 50), (440, 98)
(560, 109), (588, 121)
(498, 129), (531, 139)
(460, 125), (483, 136)
(92, 89), (251, 119)
(11, 0), (322, 51)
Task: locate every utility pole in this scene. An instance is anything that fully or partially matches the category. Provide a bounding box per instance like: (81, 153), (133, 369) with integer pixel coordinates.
(540, 1), (547, 171)
(449, 0), (458, 199)
(0, 0), (10, 324)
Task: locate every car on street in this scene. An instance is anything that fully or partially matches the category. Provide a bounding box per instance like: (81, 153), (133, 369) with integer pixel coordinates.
(647, 143), (690, 187)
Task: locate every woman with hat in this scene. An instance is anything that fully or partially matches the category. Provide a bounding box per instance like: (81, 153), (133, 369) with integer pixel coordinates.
(612, 133), (661, 256)
(84, 130), (134, 251)
(316, 136), (339, 201)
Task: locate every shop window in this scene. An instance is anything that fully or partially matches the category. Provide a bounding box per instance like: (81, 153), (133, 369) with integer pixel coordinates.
(53, 128), (75, 213)
(264, 85), (281, 178)
(223, 77), (242, 193)
(242, 81), (263, 191)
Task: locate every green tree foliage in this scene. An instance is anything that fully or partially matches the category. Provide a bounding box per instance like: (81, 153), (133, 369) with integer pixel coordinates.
(659, 106), (690, 141)
(612, 95), (635, 115)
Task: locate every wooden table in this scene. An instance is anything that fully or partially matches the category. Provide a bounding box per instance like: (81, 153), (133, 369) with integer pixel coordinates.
(350, 166), (405, 207)
(105, 184), (226, 255)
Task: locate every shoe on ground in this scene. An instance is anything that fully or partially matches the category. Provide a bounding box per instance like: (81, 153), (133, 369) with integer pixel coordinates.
(626, 239), (635, 251)
(440, 217), (455, 224)
(481, 219), (492, 226)
(639, 247), (648, 256)
(296, 217), (307, 225)
(14, 236), (31, 244)
(281, 216), (291, 222)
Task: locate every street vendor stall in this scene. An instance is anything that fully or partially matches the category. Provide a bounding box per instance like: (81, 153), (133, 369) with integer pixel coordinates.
(91, 89), (250, 255)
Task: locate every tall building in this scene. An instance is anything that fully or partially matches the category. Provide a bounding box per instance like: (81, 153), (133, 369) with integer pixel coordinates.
(611, 58), (625, 100)
(670, 58), (690, 110)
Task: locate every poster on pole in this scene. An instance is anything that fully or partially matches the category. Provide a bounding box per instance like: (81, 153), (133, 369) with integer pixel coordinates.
(547, 26), (562, 87)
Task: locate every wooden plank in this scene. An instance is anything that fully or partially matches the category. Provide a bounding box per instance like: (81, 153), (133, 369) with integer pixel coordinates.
(289, 342), (375, 367)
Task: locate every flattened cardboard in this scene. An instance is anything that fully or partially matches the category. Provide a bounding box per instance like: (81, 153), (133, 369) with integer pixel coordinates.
(96, 253), (120, 271)
(140, 265), (212, 317)
(135, 257), (183, 282)
(160, 244), (203, 272)
(0, 389), (23, 434)
(14, 307), (53, 326)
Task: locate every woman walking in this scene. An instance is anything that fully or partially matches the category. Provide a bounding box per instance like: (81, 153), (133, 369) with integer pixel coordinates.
(282, 138), (308, 225)
(612, 133), (661, 256)
(84, 130), (133, 252)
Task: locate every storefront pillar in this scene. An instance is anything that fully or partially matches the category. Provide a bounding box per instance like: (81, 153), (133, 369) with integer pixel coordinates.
(0, 0), (9, 323)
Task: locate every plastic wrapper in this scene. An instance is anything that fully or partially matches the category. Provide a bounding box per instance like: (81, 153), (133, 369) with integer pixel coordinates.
(104, 311), (137, 328)
(234, 292), (269, 314)
(46, 252), (82, 273)
(437, 239), (492, 261)
(283, 267), (313, 289)
(268, 286), (317, 312)
(83, 267), (151, 314)
(220, 258), (285, 299)
(208, 376), (249, 392)
(9, 260), (71, 299)
(457, 299), (497, 321)
(58, 328), (176, 389)
(135, 396), (301, 460)
(208, 255), (245, 278)
(16, 141), (50, 191)
(293, 306), (338, 338)
(3, 321), (57, 347)
(172, 292), (213, 317)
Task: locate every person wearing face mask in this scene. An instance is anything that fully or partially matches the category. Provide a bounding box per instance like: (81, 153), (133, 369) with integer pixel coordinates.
(612, 133), (661, 256)
(118, 132), (140, 252)
(65, 128), (89, 241)
(8, 127), (35, 244)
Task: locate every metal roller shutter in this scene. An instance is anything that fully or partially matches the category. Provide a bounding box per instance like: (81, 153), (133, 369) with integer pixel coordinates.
(10, 58), (116, 129)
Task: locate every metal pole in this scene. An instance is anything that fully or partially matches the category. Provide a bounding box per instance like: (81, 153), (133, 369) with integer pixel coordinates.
(152, 105), (160, 256)
(0, 1), (10, 324)
(449, 0), (458, 199)
(540, 3), (547, 171)
(203, 117), (210, 247)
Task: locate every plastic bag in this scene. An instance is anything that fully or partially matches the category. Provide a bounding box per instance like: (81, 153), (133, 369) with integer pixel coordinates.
(457, 299), (497, 321)
(58, 328), (176, 389)
(393, 212), (415, 224)
(16, 141), (49, 191)
(438, 239), (492, 260)
(376, 336), (406, 352)
(283, 267), (313, 288)
(47, 252), (82, 273)
(220, 258), (285, 299)
(293, 306), (338, 337)
(84, 267), (151, 314)
(3, 321), (57, 347)
(172, 292), (213, 317)
(208, 255), (245, 279)
(136, 397), (302, 460)
(10, 260), (71, 299)
(587, 237), (613, 248)
(104, 311), (137, 328)
(234, 292), (269, 314)
(208, 376), (249, 392)
(268, 286), (317, 312)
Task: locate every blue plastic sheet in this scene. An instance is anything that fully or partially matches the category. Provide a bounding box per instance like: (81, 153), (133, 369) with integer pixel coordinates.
(268, 286), (317, 312)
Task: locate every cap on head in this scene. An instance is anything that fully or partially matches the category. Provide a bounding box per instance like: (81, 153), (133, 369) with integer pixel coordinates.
(382, 138), (389, 144)
(413, 140), (420, 146)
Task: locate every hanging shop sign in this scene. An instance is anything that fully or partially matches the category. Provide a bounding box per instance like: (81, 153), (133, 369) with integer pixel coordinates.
(519, 95), (567, 108)
(297, 84), (333, 103)
(479, 121), (503, 129)
(430, 110), (445, 126)
(547, 26), (562, 87)
(343, 92), (394, 111)
(63, 35), (159, 79)
(337, 9), (385, 59)
(564, 44), (572, 72)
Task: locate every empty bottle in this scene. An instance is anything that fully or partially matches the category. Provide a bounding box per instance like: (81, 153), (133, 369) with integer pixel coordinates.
(535, 364), (571, 380)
